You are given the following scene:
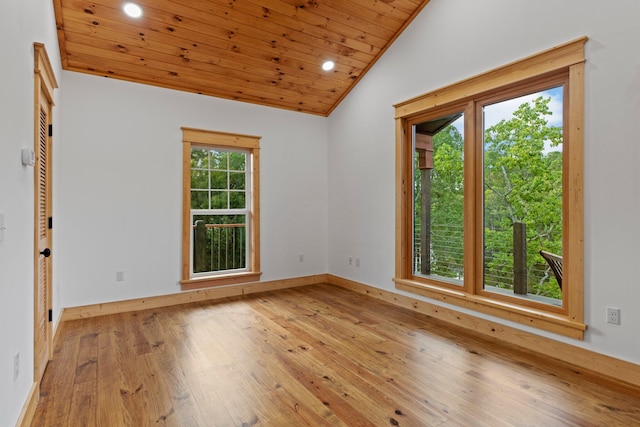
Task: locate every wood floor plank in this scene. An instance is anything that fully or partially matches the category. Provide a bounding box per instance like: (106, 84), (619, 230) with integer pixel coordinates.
(33, 319), (85, 426)
(74, 329), (98, 384)
(137, 309), (204, 426)
(68, 379), (97, 426)
(98, 314), (142, 426)
(33, 283), (640, 426)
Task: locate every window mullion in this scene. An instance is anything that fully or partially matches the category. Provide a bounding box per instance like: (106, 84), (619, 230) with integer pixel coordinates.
(564, 63), (585, 324)
(465, 100), (480, 296)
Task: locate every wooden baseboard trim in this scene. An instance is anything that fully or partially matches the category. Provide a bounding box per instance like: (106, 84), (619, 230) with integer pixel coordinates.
(51, 313), (64, 351)
(16, 382), (39, 427)
(61, 274), (328, 321)
(327, 274), (640, 390)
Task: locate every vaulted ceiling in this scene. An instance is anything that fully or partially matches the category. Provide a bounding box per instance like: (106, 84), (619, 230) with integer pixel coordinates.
(53, 0), (430, 116)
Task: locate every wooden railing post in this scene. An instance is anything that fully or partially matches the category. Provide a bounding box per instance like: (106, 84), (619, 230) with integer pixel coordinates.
(194, 220), (206, 273)
(420, 169), (431, 275)
(513, 222), (527, 295)
(416, 133), (433, 276)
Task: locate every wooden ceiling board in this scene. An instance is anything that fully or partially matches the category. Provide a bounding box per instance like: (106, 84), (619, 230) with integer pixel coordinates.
(64, 31), (345, 92)
(54, 0), (431, 116)
(61, 8), (350, 82)
(136, 0), (377, 65)
(300, 7), (396, 42)
(61, 2), (367, 82)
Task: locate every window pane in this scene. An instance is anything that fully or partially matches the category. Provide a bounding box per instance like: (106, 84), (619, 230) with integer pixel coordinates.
(211, 191), (228, 209)
(191, 148), (209, 169)
(193, 214), (247, 273)
(229, 172), (245, 190)
(412, 113), (464, 285)
(191, 190), (209, 209)
(210, 150), (229, 170)
(230, 191), (246, 209)
(191, 169), (209, 189)
(482, 87), (563, 304)
(210, 171), (228, 190)
(229, 152), (246, 171)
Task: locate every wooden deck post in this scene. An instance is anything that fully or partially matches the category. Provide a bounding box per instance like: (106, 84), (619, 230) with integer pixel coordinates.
(194, 220), (206, 273)
(513, 222), (527, 295)
(416, 133), (434, 275)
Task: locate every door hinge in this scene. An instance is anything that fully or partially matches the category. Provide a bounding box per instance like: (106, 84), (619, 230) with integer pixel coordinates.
(48, 217), (53, 229)
(48, 309), (52, 322)
(48, 124), (53, 137)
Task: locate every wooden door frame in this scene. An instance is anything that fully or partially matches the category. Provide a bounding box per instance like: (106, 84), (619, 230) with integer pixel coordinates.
(33, 43), (58, 382)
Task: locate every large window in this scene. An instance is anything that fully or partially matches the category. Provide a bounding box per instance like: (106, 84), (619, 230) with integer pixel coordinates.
(181, 128), (261, 290)
(394, 38), (587, 339)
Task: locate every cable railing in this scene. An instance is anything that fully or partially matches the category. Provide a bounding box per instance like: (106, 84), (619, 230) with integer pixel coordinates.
(414, 223), (560, 299)
(414, 223), (464, 278)
(193, 222), (246, 273)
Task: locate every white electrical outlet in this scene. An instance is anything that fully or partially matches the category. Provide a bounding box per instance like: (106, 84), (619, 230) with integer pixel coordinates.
(348, 256), (353, 266)
(355, 257), (360, 268)
(298, 254), (304, 263)
(606, 307), (620, 325)
(116, 271), (125, 282)
(14, 352), (19, 381)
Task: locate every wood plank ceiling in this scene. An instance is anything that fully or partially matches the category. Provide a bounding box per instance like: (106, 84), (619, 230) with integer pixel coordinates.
(53, 0), (430, 116)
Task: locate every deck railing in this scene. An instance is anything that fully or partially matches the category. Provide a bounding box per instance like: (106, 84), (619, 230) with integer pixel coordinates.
(414, 223), (558, 299)
(193, 221), (246, 273)
(414, 223), (464, 279)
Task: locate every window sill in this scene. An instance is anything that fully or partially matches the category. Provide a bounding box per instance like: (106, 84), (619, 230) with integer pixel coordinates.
(394, 278), (586, 340)
(181, 272), (262, 291)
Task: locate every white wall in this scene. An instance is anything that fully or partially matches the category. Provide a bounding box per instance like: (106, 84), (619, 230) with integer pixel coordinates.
(58, 73), (328, 308)
(0, 1), (61, 424)
(328, 0), (640, 364)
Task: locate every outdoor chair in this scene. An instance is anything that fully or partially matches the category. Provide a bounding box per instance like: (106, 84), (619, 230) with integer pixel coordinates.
(539, 250), (563, 290)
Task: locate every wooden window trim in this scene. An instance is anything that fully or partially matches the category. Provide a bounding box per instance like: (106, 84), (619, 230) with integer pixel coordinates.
(181, 127), (261, 290)
(393, 37), (587, 339)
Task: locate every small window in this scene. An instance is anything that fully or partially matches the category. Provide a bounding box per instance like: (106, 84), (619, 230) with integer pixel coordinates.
(181, 128), (261, 290)
(394, 38), (587, 339)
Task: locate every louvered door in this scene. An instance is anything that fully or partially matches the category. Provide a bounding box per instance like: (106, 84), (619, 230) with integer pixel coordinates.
(35, 89), (52, 382)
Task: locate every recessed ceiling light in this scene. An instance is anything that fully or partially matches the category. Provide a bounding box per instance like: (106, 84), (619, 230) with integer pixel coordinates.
(123, 2), (143, 18)
(322, 60), (335, 71)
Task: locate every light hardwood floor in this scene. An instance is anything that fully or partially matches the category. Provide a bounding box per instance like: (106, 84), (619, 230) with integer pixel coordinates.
(32, 284), (640, 426)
